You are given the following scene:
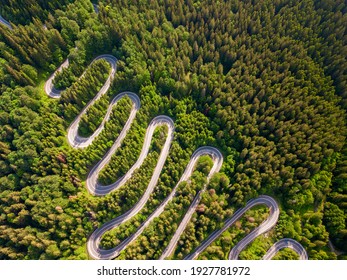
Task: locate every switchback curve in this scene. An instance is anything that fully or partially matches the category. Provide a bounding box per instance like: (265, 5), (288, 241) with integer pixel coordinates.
(262, 238), (308, 260)
(45, 54), (308, 261)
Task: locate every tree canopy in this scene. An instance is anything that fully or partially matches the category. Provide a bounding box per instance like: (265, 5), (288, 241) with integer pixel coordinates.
(0, 0), (346, 260)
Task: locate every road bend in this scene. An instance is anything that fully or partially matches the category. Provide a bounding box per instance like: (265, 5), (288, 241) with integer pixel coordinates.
(262, 238), (308, 260)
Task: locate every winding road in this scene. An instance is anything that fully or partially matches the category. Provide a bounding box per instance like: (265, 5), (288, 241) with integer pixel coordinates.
(184, 195), (307, 260)
(41, 14), (308, 260)
(184, 196), (278, 260)
(87, 146), (223, 259)
(0, 2), (311, 261)
(44, 53), (224, 259)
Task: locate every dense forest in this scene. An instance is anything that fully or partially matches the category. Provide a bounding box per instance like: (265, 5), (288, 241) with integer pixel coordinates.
(0, 0), (346, 260)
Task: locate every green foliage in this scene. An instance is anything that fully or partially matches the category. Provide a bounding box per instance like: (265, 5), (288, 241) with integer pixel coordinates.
(0, 0), (76, 25)
(0, 19), (67, 86)
(271, 248), (300, 260)
(0, 0), (346, 260)
(78, 94), (109, 138)
(99, 125), (168, 249)
(53, 67), (78, 90)
(324, 203), (345, 233)
(59, 59), (111, 122)
(324, 202), (347, 251)
(173, 172), (233, 259)
(196, 206), (270, 260)
(69, 96), (133, 178)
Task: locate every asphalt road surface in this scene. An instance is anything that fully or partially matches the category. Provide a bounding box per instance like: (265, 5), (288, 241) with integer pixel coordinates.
(93, 4), (99, 13)
(0, 15), (12, 29)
